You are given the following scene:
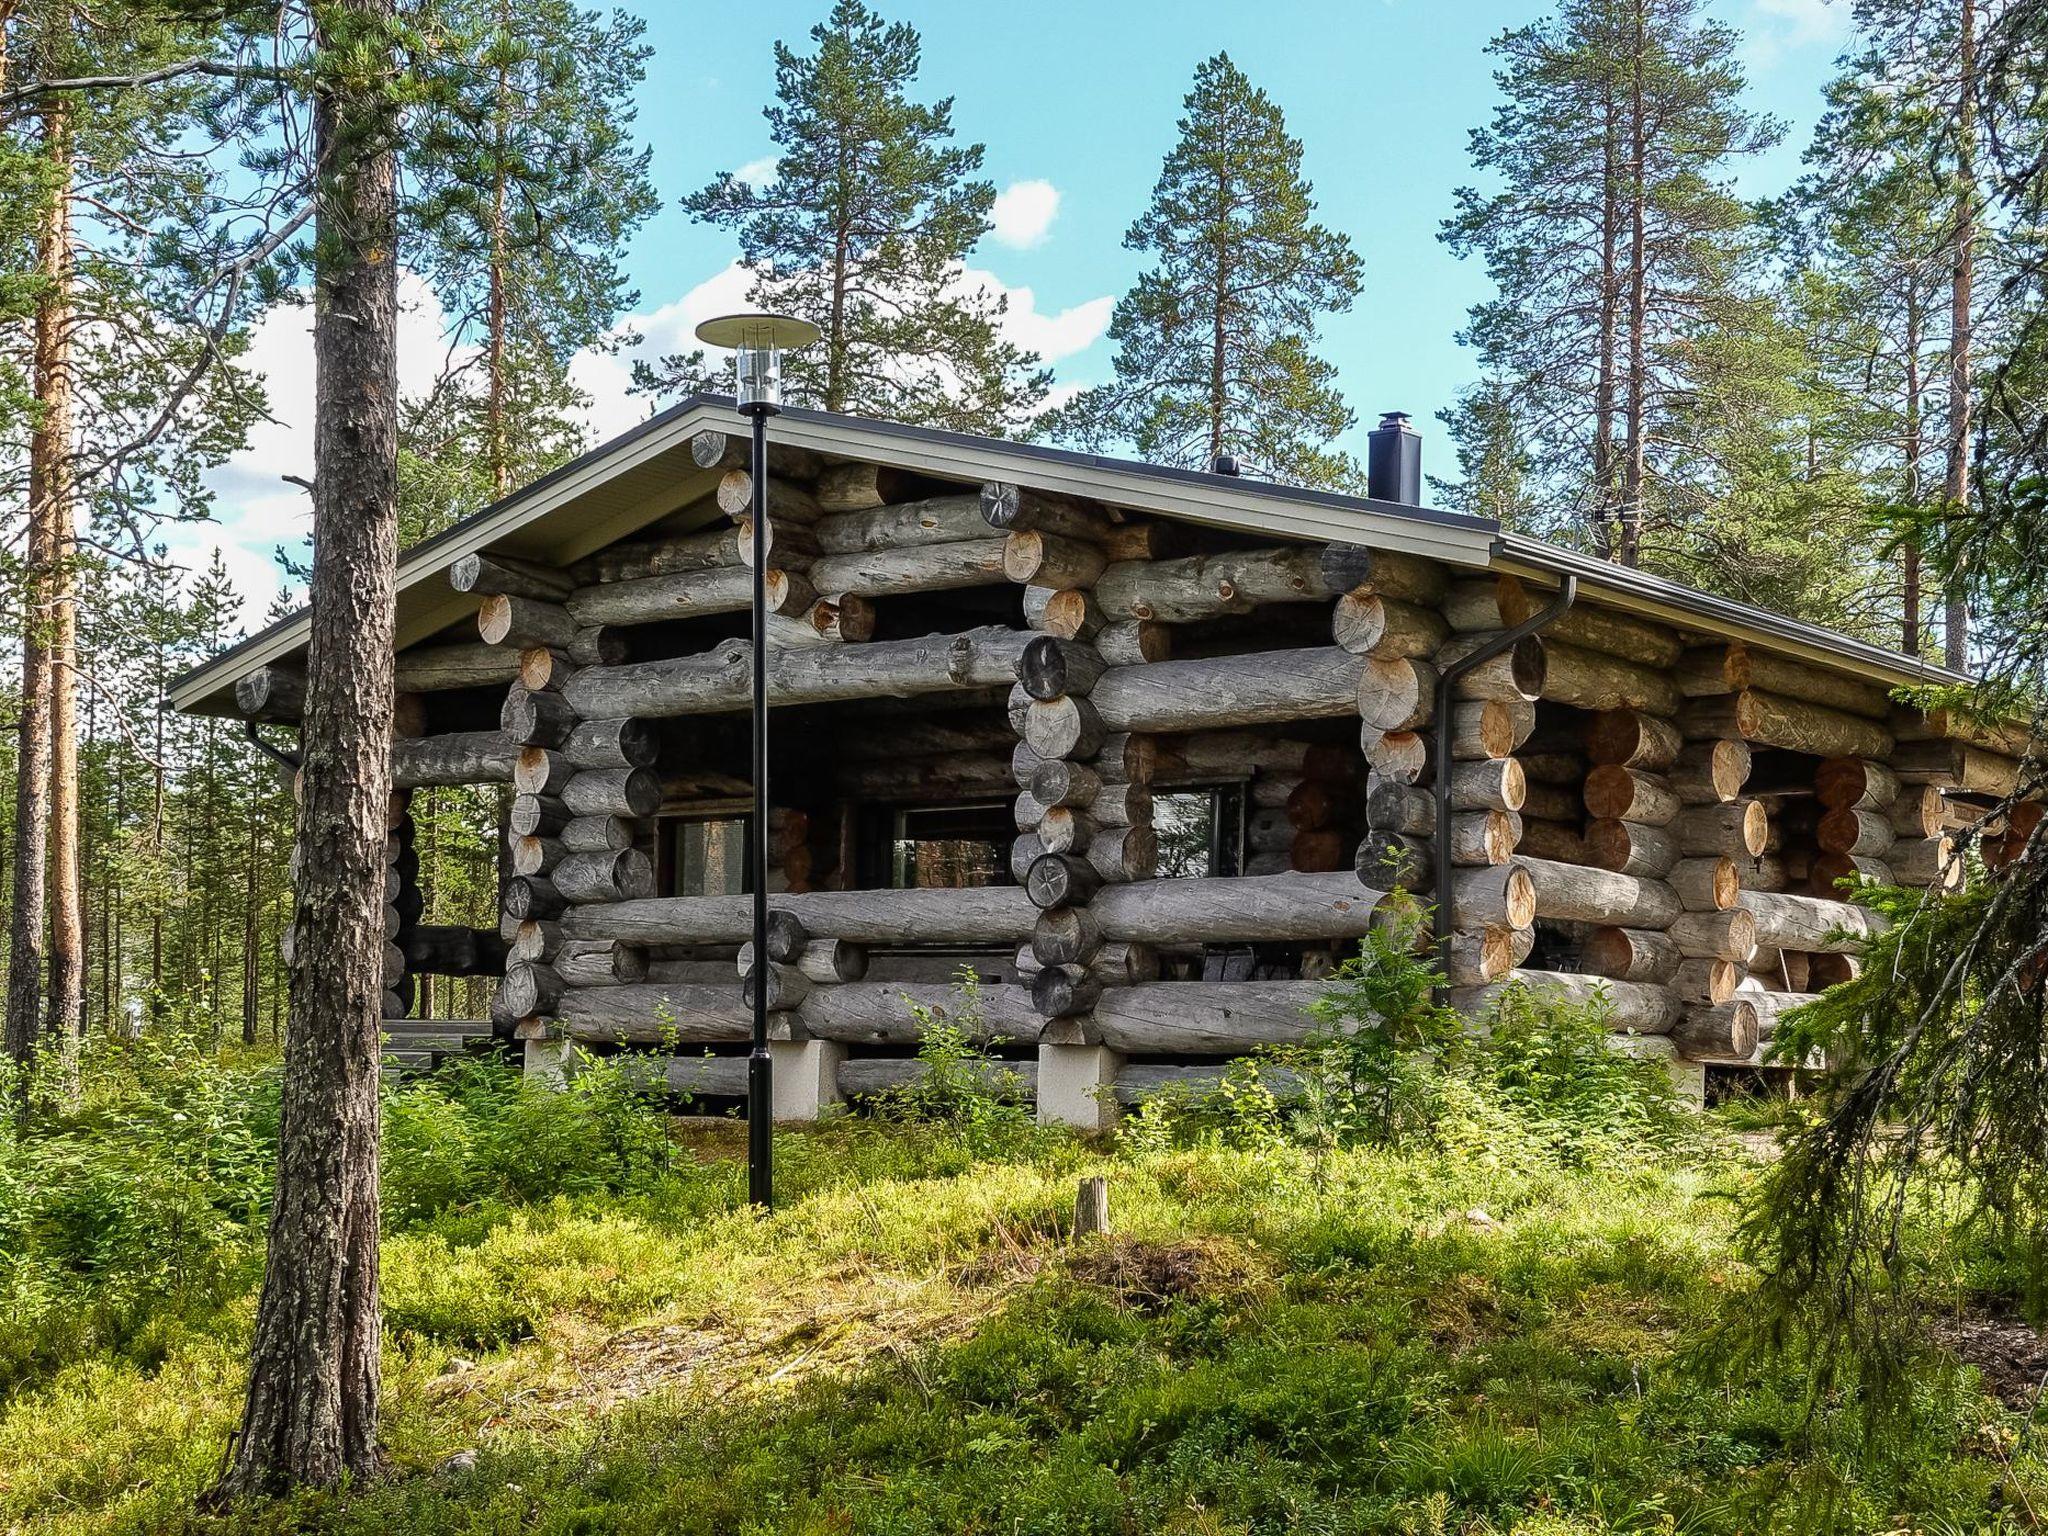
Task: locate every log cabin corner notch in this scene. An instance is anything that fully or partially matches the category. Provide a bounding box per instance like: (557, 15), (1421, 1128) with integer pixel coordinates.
(173, 396), (2017, 1118)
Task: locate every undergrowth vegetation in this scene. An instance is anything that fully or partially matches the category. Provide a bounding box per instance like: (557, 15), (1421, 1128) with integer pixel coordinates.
(0, 957), (2042, 1534)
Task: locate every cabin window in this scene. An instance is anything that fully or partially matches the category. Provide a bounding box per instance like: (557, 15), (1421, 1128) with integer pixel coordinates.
(1154, 785), (1245, 879)
(667, 815), (749, 896)
(879, 802), (1013, 889)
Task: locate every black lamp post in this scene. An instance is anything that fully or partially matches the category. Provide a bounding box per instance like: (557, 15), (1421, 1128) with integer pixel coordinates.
(694, 311), (820, 1209)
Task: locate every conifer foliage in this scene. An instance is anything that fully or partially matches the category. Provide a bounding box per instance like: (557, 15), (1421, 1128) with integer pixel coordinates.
(1050, 53), (1363, 488)
(646, 0), (1047, 435)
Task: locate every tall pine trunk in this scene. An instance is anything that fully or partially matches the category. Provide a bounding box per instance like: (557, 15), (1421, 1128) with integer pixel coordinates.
(49, 450), (82, 1084)
(212, 0), (400, 1495)
(1903, 290), (1924, 655)
(1592, 44), (1621, 559)
(6, 97), (70, 1078)
(1942, 0), (1976, 671)
(486, 0), (510, 499)
(1618, 0), (1649, 568)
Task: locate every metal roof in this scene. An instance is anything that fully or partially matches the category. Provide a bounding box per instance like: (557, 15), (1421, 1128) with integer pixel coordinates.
(170, 396), (1971, 714)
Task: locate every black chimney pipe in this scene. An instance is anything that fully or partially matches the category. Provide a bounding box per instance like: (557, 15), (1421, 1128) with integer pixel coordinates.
(1367, 412), (1422, 505)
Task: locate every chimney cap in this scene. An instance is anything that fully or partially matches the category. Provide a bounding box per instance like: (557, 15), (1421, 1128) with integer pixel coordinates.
(1376, 411), (1414, 431)
(1211, 453), (1241, 476)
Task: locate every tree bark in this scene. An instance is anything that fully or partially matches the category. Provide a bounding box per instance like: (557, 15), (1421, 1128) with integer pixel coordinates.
(1943, 0), (1976, 670)
(6, 93), (66, 1078)
(215, 6), (398, 1495)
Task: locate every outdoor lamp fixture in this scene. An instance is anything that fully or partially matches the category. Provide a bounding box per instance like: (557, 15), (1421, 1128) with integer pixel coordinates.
(694, 311), (821, 1210)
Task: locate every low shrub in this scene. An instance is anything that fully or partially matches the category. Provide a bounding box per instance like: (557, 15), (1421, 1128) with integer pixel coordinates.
(874, 969), (1042, 1159)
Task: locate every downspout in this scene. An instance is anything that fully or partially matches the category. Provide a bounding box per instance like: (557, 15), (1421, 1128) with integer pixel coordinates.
(1431, 569), (1578, 969)
(244, 719), (301, 774)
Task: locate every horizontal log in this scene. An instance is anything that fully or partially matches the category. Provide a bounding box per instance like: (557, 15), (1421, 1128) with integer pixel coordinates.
(977, 482), (1113, 542)
(565, 565), (814, 627)
(1889, 835), (1963, 889)
(1450, 699), (1536, 760)
(1679, 642), (1892, 719)
(811, 459), (915, 510)
(1667, 907), (1759, 963)
(1441, 927), (1521, 987)
(1096, 620), (1170, 666)
(501, 685), (574, 748)
(1681, 690), (1893, 759)
(1331, 593), (1449, 659)
(1583, 818), (1679, 877)
(1668, 856), (1740, 911)
(1669, 738), (1751, 805)
(810, 493), (988, 553)
(716, 470), (820, 524)
(1672, 800), (1769, 859)
(1090, 870), (1387, 944)
(394, 643), (524, 693)
(234, 665), (304, 720)
(513, 748), (575, 799)
(560, 767), (661, 819)
(1361, 728), (1429, 784)
(1436, 634), (1546, 704)
(1089, 649), (1365, 733)
(1890, 740), (2021, 796)
(509, 833), (563, 877)
(1890, 703), (2038, 757)
(391, 732), (517, 788)
(1673, 999), (1760, 1062)
(1357, 657), (1436, 732)
(797, 981), (1041, 1046)
(563, 885), (1037, 947)
(563, 627), (1032, 719)
(1096, 547), (1334, 621)
(1521, 856), (1681, 929)
(1671, 957), (1740, 1005)
(1316, 544), (1448, 605)
(558, 984), (751, 1043)
(499, 962), (564, 1020)
(689, 428), (822, 481)
(1888, 783), (1949, 839)
(1448, 970), (1681, 1034)
(1003, 531), (1107, 590)
(1583, 708), (1683, 771)
(1736, 888), (1888, 952)
(509, 793), (569, 837)
(1581, 926), (1681, 984)
(1818, 806), (1897, 857)
(1540, 640), (1680, 716)
(399, 924), (511, 977)
(554, 939), (649, 987)
(1499, 587), (1685, 669)
(553, 848), (656, 905)
(479, 593), (577, 652)
(1584, 766), (1680, 825)
(1815, 757), (1902, 811)
(1093, 981), (1328, 1054)
(810, 537), (1011, 596)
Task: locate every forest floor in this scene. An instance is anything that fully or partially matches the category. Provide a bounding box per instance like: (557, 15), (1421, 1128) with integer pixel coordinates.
(3, 1081), (2046, 1536)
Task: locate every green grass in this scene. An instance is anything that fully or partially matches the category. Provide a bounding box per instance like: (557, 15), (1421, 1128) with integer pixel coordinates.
(2, 1108), (2042, 1535)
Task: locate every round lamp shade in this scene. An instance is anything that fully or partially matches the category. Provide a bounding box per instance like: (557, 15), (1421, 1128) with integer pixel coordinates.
(693, 312), (822, 351)
(695, 313), (820, 412)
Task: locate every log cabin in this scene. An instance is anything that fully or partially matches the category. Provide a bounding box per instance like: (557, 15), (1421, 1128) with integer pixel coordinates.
(172, 400), (2023, 1121)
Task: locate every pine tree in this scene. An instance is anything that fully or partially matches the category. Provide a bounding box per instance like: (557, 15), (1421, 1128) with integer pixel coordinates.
(1049, 53), (1363, 486)
(645, 0), (1047, 434)
(401, 0), (657, 533)
(1440, 0), (1780, 565)
(1779, 66), (1956, 654)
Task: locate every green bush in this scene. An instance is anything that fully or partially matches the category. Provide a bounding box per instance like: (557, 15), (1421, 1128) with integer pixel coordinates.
(875, 969), (1042, 1158)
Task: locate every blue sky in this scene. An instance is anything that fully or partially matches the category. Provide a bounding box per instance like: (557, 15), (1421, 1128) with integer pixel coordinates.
(190, 0), (1853, 623)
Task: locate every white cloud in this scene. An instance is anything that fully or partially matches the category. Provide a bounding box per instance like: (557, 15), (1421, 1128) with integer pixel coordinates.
(1743, 0), (1848, 67)
(569, 261), (755, 442)
(189, 272), (456, 625)
(734, 155), (779, 187)
(959, 269), (1112, 363)
(990, 179), (1060, 248)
